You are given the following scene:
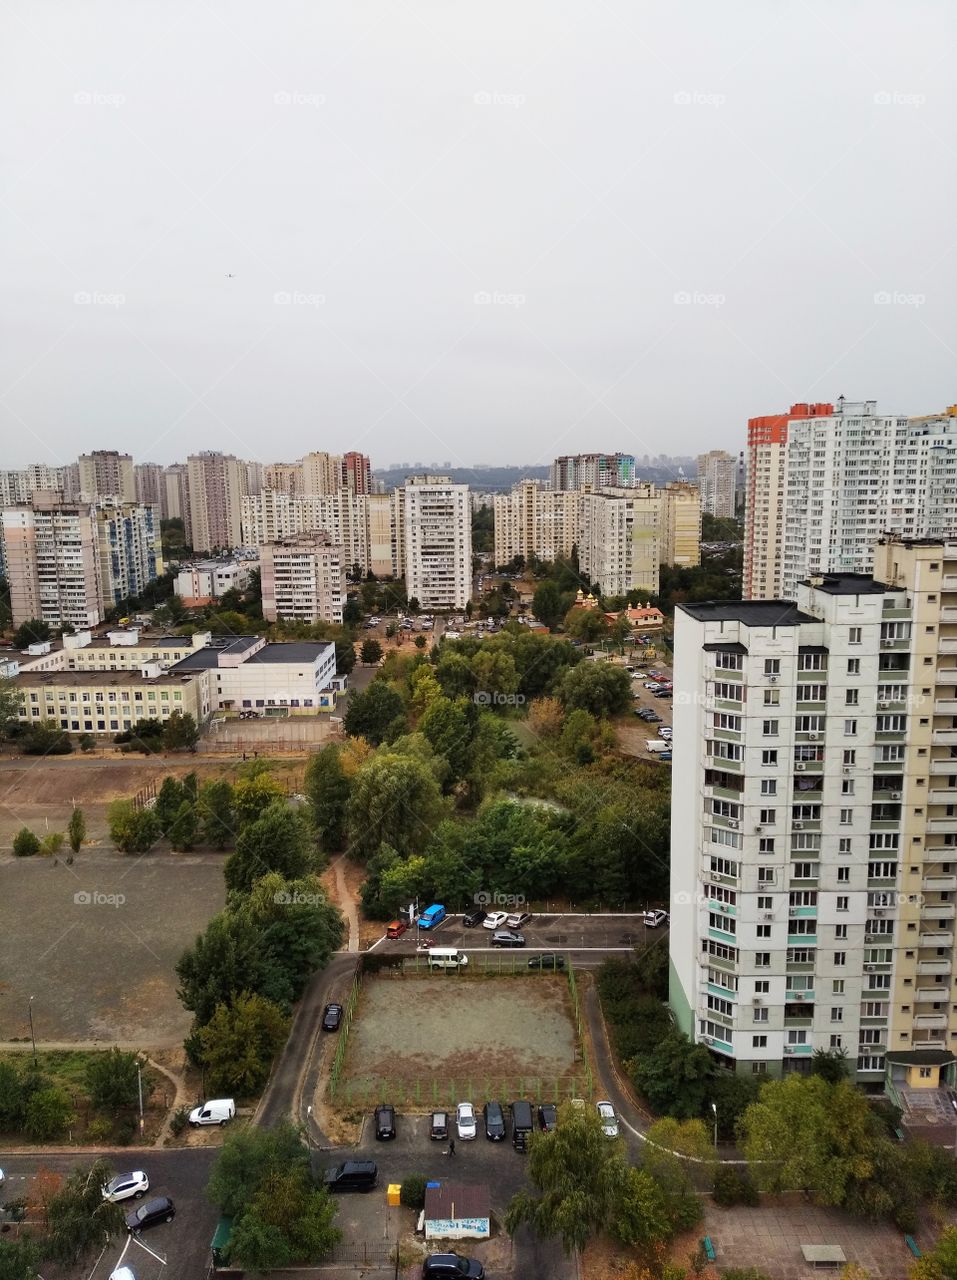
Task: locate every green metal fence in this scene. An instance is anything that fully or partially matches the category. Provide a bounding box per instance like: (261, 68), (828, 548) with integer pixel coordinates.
(330, 1076), (593, 1108)
(327, 965), (362, 1098)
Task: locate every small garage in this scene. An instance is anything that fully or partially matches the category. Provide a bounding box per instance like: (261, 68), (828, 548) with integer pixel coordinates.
(423, 1182), (491, 1242)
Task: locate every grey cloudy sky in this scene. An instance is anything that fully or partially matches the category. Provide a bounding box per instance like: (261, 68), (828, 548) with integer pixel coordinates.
(2, 0), (956, 471)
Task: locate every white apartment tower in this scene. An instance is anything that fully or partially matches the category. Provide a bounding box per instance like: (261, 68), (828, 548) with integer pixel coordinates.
(260, 534), (344, 625)
(187, 452), (246, 554)
(696, 450), (737, 519)
(492, 480), (579, 567)
(670, 546), (957, 1089)
(402, 478), (471, 609)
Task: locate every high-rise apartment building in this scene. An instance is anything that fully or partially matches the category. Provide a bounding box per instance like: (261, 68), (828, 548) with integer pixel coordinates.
(94, 501), (164, 611)
(492, 480), (579, 567)
(550, 452), (636, 491)
(696, 450), (737, 519)
(661, 481), (702, 568)
(163, 464), (191, 540)
(2, 492), (103, 629)
(299, 451), (343, 496)
(241, 490), (396, 579)
(263, 462), (302, 495)
(260, 534), (344, 625)
(186, 452), (246, 553)
(745, 401), (957, 601)
(134, 463), (165, 514)
(78, 451), (135, 502)
(342, 451), (372, 494)
(669, 543), (957, 1088)
(578, 488), (661, 597)
(402, 478), (471, 609)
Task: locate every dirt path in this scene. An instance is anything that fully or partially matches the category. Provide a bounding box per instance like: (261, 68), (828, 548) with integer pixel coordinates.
(333, 855), (360, 952)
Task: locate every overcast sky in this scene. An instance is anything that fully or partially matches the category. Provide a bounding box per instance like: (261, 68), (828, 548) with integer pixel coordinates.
(2, 1), (955, 472)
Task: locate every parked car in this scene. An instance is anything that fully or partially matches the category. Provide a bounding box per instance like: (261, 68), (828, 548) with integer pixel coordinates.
(375, 1104), (396, 1140)
(324, 1161), (378, 1193)
(463, 908), (487, 928)
(506, 911), (531, 929)
(430, 1111), (450, 1140)
(658, 726), (672, 739)
(483, 1101), (506, 1141)
(644, 909), (669, 928)
(538, 1104), (558, 1132)
(654, 688), (673, 699)
(596, 1100), (619, 1138)
(490, 930), (525, 947)
(482, 910), (509, 930)
(322, 1003), (343, 1031)
(125, 1196), (175, 1233)
(455, 1101), (477, 1140)
(422, 1253), (485, 1279)
(188, 1098), (235, 1127)
(528, 953), (565, 970)
(644, 711), (663, 723)
(103, 1171), (149, 1203)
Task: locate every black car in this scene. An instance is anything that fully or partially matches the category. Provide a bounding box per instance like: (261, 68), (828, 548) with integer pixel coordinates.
(324, 1161), (378, 1193)
(322, 1003), (343, 1031)
(375, 1103), (396, 1140)
(430, 1111), (450, 1140)
(483, 1100), (506, 1141)
(422, 1253), (485, 1279)
(490, 930), (525, 947)
(126, 1196), (175, 1233)
(528, 953), (565, 971)
(538, 1103), (558, 1132)
(463, 908), (487, 928)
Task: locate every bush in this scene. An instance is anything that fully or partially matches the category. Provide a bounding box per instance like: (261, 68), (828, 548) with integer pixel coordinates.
(12, 828), (40, 858)
(85, 1117), (113, 1142)
(712, 1165), (759, 1208)
(115, 1115), (137, 1145)
(169, 1105), (191, 1137)
(400, 1174), (427, 1209)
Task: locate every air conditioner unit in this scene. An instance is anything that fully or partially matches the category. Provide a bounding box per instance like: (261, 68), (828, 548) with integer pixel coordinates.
(890, 791), (902, 800)
(794, 993), (805, 1002)
(783, 1046), (794, 1054)
(710, 873), (723, 883)
(796, 762), (806, 772)
(864, 963), (876, 971)
(754, 824), (764, 833)
(768, 675), (778, 684)
(752, 996), (763, 1005)
(808, 733), (819, 741)
(763, 912), (775, 921)
(843, 766), (853, 774)
(878, 701), (890, 710)
(788, 908), (799, 917)
(728, 819), (739, 828)
(703, 1036), (715, 1046)
(794, 820), (805, 829)
(865, 934), (877, 943)
(874, 908), (886, 916)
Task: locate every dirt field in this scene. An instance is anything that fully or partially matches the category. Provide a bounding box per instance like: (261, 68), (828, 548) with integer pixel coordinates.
(336, 974), (582, 1103)
(0, 851), (225, 1046)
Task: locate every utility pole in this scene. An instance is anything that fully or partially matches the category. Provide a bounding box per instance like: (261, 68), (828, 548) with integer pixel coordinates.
(137, 1062), (144, 1133)
(711, 1101), (718, 1149)
(28, 996), (37, 1066)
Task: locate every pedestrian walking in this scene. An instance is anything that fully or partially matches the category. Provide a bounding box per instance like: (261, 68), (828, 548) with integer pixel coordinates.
(447, 1139), (455, 1157)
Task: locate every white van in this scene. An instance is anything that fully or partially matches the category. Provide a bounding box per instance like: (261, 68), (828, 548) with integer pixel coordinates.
(645, 740), (671, 754)
(427, 947), (469, 970)
(189, 1098), (236, 1127)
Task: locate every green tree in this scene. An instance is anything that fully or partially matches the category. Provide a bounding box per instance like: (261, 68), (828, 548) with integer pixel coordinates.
(342, 680), (406, 745)
(43, 1158), (125, 1264)
(917, 1226), (957, 1280)
(360, 638), (383, 665)
(207, 1121), (311, 1218)
(0, 676), (23, 739)
(628, 1031), (713, 1118)
(12, 619), (51, 649)
(560, 661), (632, 717)
(196, 992), (290, 1095)
(738, 1075), (882, 1206)
(154, 776), (186, 834)
(178, 913), (270, 1027)
(233, 773), (286, 825)
(505, 1101), (629, 1256)
(228, 1167), (340, 1269)
(334, 638), (357, 676)
(811, 1046), (851, 1083)
(162, 709), (199, 751)
(410, 664), (443, 715)
(0, 1238), (41, 1280)
(224, 804), (314, 894)
(241, 873), (344, 1000)
(642, 1118), (711, 1232)
(85, 1048), (142, 1110)
(612, 1166), (672, 1249)
(107, 800), (160, 854)
(0, 1061), (25, 1130)
(23, 1086), (74, 1141)
(532, 581), (567, 630)
(345, 751), (447, 861)
(199, 778), (236, 849)
(21, 720), (72, 755)
(304, 745), (351, 851)
(67, 807), (86, 854)
(12, 828), (40, 858)
(564, 607), (609, 642)
(169, 800), (200, 851)
(419, 696), (475, 784)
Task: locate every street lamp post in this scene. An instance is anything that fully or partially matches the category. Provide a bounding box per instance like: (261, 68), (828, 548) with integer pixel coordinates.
(711, 1101), (718, 1149)
(28, 996), (37, 1066)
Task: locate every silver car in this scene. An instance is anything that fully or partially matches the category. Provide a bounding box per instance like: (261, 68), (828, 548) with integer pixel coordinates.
(596, 1100), (619, 1138)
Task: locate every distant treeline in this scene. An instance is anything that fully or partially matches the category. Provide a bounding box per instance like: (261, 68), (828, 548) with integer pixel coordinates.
(374, 463), (696, 492)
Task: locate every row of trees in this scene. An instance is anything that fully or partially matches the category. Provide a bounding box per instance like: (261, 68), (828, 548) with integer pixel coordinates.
(0, 1048), (144, 1143)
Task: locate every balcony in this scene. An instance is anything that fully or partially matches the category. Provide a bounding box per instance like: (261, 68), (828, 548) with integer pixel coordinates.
(920, 931), (954, 947)
(936, 730), (957, 747)
(929, 789), (957, 803)
(941, 638), (957, 653)
(915, 988), (949, 1004)
(923, 875), (957, 892)
(915, 1014), (948, 1029)
(931, 758), (957, 774)
(922, 903), (957, 921)
(927, 819), (957, 833)
(936, 699), (957, 715)
(918, 960), (953, 975)
(942, 607), (957, 623)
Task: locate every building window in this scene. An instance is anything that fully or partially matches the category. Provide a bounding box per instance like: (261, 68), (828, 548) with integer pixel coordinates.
(831, 1007), (843, 1022)
(755, 980), (770, 993)
(764, 689), (780, 706)
(843, 749), (856, 765)
(764, 659), (780, 676)
(753, 1007), (768, 1022)
(844, 719), (858, 736)
(832, 979), (845, 994)
(752, 1062), (767, 1074)
(845, 689), (859, 706)
(836, 895), (849, 911)
(759, 838), (775, 854)
(840, 808), (853, 825)
(762, 749), (778, 766)
(837, 866), (850, 882)
(752, 1035), (768, 1048)
(763, 720), (779, 736)
(849, 627), (862, 645)
(839, 838), (852, 853)
(756, 925), (771, 938)
(847, 658), (860, 675)
(755, 952), (771, 967)
(834, 951), (846, 965)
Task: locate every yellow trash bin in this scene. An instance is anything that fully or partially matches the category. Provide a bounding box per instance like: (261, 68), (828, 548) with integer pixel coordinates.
(387, 1183), (401, 1207)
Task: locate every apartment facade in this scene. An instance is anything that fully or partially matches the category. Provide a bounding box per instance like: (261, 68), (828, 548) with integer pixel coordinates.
(550, 453), (636, 491)
(78, 451), (135, 502)
(696, 450), (737, 519)
(669, 546), (957, 1088)
(2, 492), (103, 629)
(402, 478), (471, 609)
(175, 558), (256, 606)
(492, 480), (579, 567)
(187, 452), (246, 553)
(94, 501), (164, 610)
(342, 451), (372, 494)
(242, 490), (396, 579)
(163, 464), (190, 534)
(578, 488), (661, 597)
(661, 482), (702, 568)
(134, 463), (165, 513)
(260, 534), (344, 624)
(12, 668), (205, 736)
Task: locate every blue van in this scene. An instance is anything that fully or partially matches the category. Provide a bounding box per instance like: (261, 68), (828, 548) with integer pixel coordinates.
(417, 904), (446, 929)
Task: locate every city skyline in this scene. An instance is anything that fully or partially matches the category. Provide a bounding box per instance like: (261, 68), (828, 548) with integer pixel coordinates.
(3, 1), (955, 467)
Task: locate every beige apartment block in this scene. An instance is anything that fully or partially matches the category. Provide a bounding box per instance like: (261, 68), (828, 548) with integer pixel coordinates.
(78, 451), (135, 502)
(187, 452), (246, 553)
(492, 480), (579, 567)
(696, 449), (737, 519)
(661, 481), (702, 568)
(260, 534), (344, 624)
(1, 492), (103, 629)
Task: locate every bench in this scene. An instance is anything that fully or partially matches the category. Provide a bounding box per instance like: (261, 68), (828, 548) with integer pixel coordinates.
(905, 1235), (921, 1258)
(894, 1127), (905, 1142)
(701, 1237), (716, 1263)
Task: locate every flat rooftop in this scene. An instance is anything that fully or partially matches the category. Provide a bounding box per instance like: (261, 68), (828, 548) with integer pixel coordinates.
(247, 642), (333, 664)
(15, 669), (193, 688)
(679, 600), (817, 626)
(804, 573), (887, 596)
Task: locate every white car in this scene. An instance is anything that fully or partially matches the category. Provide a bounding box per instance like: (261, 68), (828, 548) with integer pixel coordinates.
(596, 1100), (619, 1138)
(482, 911), (509, 930)
(658, 727), (672, 739)
(455, 1102), (477, 1140)
(102, 1171), (150, 1202)
(644, 909), (669, 929)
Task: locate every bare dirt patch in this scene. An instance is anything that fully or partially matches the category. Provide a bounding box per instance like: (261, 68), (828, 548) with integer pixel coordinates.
(335, 974), (582, 1105)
